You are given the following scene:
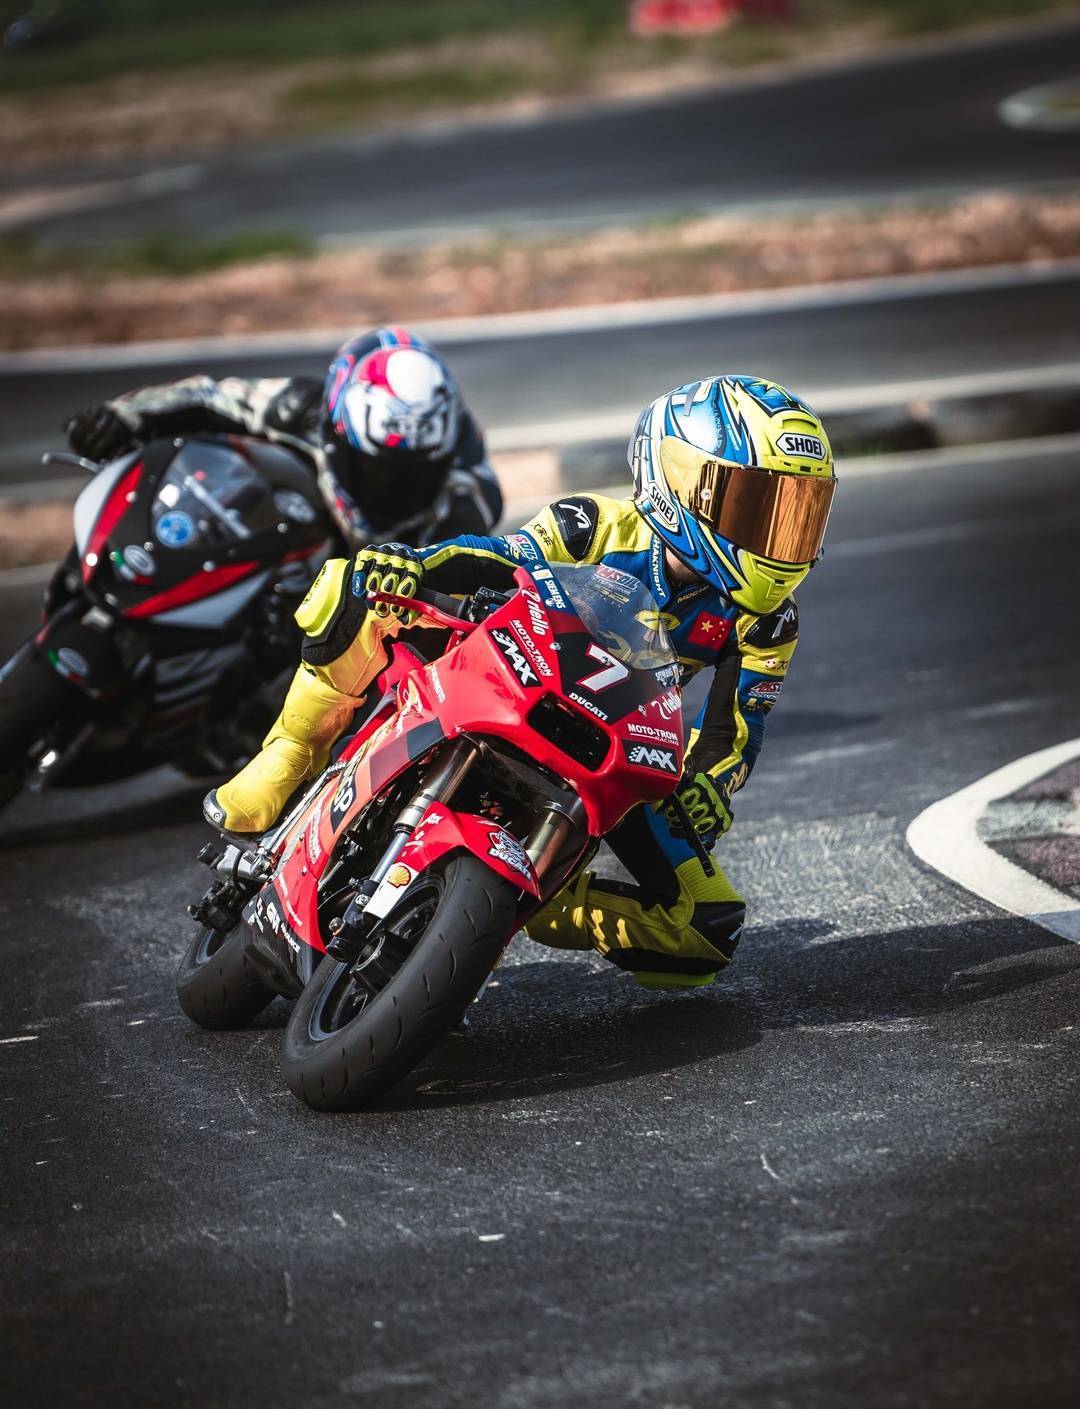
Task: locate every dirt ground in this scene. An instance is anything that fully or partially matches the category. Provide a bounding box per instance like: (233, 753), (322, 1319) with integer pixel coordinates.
(2, 20), (894, 175)
(5, 190), (1079, 353)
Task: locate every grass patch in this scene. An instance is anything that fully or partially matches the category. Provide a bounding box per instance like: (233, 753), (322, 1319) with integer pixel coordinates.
(0, 0), (629, 92)
(2, 0), (1072, 96)
(0, 229), (313, 277)
(287, 62), (531, 122)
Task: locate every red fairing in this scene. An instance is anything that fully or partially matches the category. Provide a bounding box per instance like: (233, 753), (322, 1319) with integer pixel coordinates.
(251, 565), (684, 957)
(397, 804), (541, 898)
(82, 460), (143, 583)
(124, 561), (262, 619)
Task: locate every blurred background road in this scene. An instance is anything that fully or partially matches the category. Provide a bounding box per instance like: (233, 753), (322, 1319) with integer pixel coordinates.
(3, 3), (1080, 1407)
(10, 15), (1080, 248)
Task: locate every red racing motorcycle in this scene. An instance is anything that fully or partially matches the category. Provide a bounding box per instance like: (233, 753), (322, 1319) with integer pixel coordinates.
(178, 560), (687, 1110)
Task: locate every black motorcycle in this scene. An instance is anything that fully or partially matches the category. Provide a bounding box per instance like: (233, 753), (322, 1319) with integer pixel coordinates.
(0, 435), (332, 806)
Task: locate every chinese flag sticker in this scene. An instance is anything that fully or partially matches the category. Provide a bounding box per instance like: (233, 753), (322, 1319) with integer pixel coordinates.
(687, 611), (734, 649)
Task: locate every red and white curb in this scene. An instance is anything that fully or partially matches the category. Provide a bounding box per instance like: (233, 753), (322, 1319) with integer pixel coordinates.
(907, 738), (1080, 943)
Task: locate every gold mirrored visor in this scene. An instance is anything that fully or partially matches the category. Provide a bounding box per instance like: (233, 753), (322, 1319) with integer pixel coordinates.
(659, 436), (835, 563)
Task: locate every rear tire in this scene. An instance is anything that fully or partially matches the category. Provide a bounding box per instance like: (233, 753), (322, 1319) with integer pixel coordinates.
(177, 923), (274, 1030)
(281, 855), (517, 1110)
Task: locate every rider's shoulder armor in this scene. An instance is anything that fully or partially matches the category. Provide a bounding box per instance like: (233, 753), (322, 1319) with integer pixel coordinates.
(529, 494), (648, 564)
(741, 597), (799, 648)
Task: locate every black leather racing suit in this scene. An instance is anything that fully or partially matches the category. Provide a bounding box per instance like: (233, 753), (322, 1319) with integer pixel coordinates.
(101, 373), (503, 548)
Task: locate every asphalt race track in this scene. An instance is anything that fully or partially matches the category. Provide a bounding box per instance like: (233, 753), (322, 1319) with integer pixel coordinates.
(4, 263), (1080, 494)
(3, 434), (1080, 1408)
(9, 18), (1080, 248)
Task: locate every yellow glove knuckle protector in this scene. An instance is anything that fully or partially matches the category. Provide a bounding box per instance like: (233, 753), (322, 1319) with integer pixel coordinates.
(666, 771), (732, 841)
(353, 544), (424, 622)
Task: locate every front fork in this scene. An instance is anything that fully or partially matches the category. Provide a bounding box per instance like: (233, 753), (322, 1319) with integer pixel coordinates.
(326, 738), (584, 964)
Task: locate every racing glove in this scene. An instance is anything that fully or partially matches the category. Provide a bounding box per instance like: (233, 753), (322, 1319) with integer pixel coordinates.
(63, 403), (133, 461)
(353, 543), (424, 622)
(663, 771), (733, 848)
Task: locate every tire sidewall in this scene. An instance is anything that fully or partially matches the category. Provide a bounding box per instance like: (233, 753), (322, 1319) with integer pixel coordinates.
(281, 853), (517, 1109)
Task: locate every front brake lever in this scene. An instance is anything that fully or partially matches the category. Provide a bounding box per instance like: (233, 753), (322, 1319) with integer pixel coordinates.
(665, 792), (716, 879)
(42, 450), (102, 475)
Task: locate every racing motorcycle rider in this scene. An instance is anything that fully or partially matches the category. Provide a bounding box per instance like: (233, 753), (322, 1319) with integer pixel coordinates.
(63, 326), (503, 549)
(206, 375), (835, 990)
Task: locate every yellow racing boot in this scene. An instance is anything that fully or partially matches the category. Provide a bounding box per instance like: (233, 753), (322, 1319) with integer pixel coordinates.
(204, 665), (359, 835)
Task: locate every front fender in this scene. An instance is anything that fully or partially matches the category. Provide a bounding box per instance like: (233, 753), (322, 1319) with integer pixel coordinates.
(363, 803), (541, 923)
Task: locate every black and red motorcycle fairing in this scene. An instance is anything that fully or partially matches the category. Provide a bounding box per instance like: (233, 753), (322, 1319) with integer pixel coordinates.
(179, 561), (686, 1110)
(0, 435), (331, 803)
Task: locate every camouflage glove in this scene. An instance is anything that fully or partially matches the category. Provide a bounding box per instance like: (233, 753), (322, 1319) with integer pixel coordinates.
(64, 403), (133, 461)
(663, 771), (733, 848)
(352, 543), (424, 622)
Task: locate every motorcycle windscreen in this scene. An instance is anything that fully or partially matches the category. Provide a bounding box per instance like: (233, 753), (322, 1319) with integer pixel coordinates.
(543, 562), (680, 723)
(151, 442), (282, 550)
(659, 436), (834, 563)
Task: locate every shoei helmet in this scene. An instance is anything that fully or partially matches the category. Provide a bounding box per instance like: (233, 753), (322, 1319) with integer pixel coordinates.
(322, 327), (463, 508)
(630, 375), (835, 614)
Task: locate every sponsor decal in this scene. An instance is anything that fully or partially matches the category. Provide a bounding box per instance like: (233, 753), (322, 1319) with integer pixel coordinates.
(653, 662), (680, 689)
(155, 510), (195, 548)
(776, 431), (827, 460)
(273, 489), (319, 524)
(746, 678), (783, 711)
(524, 591), (550, 637)
(492, 628), (539, 687)
(568, 690), (609, 722)
(54, 647), (89, 681)
(507, 532), (540, 562)
(510, 621), (553, 678)
(429, 665), (447, 703)
(578, 643), (631, 693)
(687, 611), (734, 650)
(749, 679), (782, 699)
(531, 567), (567, 611)
(330, 766), (357, 824)
(386, 863), (414, 889)
(393, 681), (426, 736)
(627, 721), (680, 746)
(623, 740), (679, 774)
(655, 689), (681, 721)
(488, 827), (533, 880)
(351, 568), (366, 597)
(643, 480), (680, 532)
(305, 821), (323, 868)
(122, 545), (155, 577)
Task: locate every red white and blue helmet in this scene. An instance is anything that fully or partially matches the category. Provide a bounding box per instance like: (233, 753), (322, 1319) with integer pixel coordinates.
(323, 327), (463, 470)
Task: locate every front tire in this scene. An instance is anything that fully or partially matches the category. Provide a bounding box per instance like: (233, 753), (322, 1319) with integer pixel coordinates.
(281, 855), (518, 1110)
(0, 642), (82, 806)
(177, 923), (274, 1030)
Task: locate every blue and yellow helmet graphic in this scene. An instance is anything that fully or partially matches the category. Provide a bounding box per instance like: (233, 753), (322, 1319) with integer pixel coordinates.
(630, 375), (835, 614)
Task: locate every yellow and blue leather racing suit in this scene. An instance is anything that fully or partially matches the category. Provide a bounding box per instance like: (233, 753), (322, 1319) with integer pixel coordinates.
(294, 493), (799, 989)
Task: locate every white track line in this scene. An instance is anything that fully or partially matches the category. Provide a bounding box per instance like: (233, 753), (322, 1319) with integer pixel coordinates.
(907, 739), (1080, 943)
(1000, 79), (1080, 132)
(3, 259), (1080, 373)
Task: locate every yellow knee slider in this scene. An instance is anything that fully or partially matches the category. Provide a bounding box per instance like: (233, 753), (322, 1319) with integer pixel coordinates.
(633, 970), (719, 991)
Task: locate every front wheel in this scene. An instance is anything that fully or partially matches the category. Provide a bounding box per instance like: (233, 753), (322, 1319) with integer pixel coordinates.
(0, 642), (82, 807)
(177, 922), (274, 1030)
(281, 855), (518, 1110)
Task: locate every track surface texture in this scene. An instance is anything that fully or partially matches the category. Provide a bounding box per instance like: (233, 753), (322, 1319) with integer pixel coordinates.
(10, 18), (1080, 247)
(5, 264), (1080, 492)
(3, 435), (1080, 1407)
